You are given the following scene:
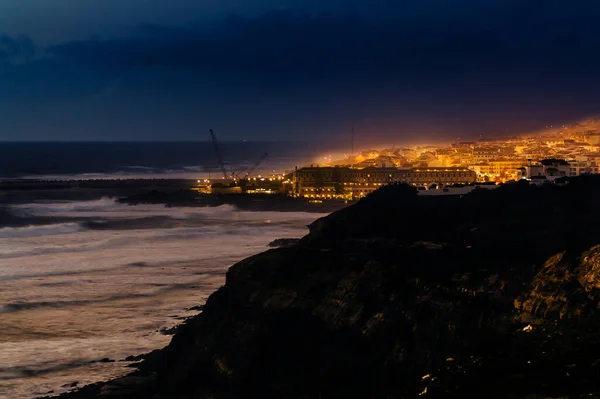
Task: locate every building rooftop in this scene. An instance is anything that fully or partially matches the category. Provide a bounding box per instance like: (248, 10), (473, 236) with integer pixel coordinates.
(540, 158), (570, 166)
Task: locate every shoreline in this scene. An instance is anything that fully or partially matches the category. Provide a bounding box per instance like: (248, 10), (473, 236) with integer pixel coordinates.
(1, 182), (330, 398)
(30, 237), (305, 399)
(0, 178), (352, 214)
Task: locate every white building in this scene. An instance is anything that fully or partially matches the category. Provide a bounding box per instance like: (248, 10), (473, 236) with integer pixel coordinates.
(567, 156), (600, 176)
(516, 159), (570, 182)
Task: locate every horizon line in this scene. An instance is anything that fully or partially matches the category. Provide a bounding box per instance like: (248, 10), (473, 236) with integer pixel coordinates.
(0, 139), (311, 144)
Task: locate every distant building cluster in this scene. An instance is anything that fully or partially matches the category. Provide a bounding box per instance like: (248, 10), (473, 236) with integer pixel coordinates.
(292, 166), (476, 199)
(318, 118), (600, 190)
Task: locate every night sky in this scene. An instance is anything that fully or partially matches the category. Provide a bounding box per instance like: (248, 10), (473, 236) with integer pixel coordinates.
(2, 0), (600, 143)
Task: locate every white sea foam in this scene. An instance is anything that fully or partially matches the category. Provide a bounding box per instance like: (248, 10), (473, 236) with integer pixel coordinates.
(11, 197), (238, 218)
(125, 165), (157, 170)
(0, 223), (85, 238)
(9, 197), (121, 215)
(182, 165), (204, 172)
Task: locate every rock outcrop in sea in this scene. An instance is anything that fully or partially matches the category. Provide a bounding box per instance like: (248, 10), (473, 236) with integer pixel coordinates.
(48, 177), (600, 398)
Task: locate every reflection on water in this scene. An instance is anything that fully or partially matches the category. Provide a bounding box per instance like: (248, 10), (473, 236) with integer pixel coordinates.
(0, 199), (323, 398)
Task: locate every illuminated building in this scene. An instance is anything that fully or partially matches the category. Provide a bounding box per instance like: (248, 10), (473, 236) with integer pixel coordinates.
(568, 156), (600, 175)
(516, 159), (571, 181)
(470, 159), (529, 181)
(473, 147), (500, 162)
(293, 166), (476, 199)
(407, 168), (476, 185)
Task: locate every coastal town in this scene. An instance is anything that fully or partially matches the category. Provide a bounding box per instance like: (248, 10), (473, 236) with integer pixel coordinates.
(199, 117), (600, 201)
(326, 118), (600, 184)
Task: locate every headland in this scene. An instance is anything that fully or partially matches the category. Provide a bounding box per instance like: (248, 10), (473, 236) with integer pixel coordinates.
(41, 175), (600, 399)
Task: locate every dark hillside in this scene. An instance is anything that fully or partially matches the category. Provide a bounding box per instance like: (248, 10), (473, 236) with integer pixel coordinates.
(50, 177), (600, 399)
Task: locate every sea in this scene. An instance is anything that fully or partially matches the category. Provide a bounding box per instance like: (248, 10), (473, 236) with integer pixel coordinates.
(0, 141), (330, 180)
(0, 142), (331, 398)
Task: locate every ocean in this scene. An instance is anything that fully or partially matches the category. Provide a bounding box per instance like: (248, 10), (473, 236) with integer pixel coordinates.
(0, 142), (329, 398)
(0, 141), (326, 180)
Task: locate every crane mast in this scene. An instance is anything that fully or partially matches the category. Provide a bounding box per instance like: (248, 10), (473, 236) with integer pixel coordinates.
(209, 129), (229, 180)
(246, 152), (269, 177)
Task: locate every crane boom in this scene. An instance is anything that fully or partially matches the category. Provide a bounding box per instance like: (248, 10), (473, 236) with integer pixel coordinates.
(209, 129), (229, 180)
(247, 152), (269, 177)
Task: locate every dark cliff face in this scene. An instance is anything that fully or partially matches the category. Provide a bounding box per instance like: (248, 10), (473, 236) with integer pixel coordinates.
(54, 177), (600, 399)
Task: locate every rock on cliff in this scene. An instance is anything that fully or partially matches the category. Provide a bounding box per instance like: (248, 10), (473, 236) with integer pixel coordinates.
(50, 177), (600, 399)
(516, 245), (600, 321)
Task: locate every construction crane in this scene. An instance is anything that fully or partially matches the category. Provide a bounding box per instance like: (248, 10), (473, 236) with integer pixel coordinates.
(246, 152), (269, 177)
(209, 129), (229, 180)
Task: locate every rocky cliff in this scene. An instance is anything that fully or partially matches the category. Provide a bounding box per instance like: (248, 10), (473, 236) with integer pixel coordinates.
(52, 177), (600, 399)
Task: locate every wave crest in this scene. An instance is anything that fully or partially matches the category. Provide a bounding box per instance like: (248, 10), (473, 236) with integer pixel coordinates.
(10, 198), (239, 219)
(0, 223), (84, 238)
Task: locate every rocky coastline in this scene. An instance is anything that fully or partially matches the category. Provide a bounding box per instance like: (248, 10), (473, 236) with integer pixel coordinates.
(43, 177), (600, 398)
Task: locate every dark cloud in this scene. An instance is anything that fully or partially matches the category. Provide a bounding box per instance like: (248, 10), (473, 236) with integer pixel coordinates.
(0, 34), (35, 63)
(47, 4), (600, 90)
(5, 2), (600, 141)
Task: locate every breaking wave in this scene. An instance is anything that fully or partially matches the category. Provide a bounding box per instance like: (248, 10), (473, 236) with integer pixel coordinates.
(1, 282), (203, 314)
(8, 199), (320, 229)
(182, 165), (204, 172)
(125, 166), (157, 170)
(0, 223), (85, 238)
(10, 198), (238, 219)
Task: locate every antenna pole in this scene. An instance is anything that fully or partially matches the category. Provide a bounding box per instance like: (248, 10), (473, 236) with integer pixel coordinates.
(351, 126), (355, 157)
